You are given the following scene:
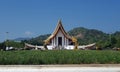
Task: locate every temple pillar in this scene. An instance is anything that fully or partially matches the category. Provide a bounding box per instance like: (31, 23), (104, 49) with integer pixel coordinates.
(57, 37), (58, 47)
(67, 39), (68, 46)
(62, 36), (64, 47)
(64, 37), (65, 47)
(54, 37), (55, 46)
(65, 37), (66, 46)
(53, 38), (54, 46)
(52, 39), (53, 46)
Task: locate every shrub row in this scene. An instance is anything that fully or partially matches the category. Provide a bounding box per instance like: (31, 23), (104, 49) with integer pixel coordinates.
(0, 50), (120, 65)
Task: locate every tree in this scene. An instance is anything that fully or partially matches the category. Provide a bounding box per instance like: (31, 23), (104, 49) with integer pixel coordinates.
(110, 36), (117, 48)
(115, 38), (120, 48)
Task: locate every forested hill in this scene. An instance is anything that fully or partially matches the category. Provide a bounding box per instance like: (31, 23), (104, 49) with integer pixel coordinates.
(1, 27), (119, 49)
(23, 34), (51, 45)
(24, 27), (108, 45)
(23, 27), (120, 48)
(68, 27), (108, 45)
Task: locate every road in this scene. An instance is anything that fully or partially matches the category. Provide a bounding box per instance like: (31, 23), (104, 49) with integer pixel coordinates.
(0, 65), (120, 72)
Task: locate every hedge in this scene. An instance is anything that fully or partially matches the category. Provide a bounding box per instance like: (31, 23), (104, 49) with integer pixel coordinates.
(0, 50), (120, 64)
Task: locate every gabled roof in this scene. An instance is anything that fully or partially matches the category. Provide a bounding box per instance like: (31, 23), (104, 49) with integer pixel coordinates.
(44, 20), (72, 43)
(52, 20), (71, 39)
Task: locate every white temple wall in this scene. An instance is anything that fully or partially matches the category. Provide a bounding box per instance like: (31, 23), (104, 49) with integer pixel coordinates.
(64, 45), (74, 50)
(48, 30), (72, 50)
(47, 30), (74, 50)
(47, 45), (53, 50)
(56, 30), (63, 46)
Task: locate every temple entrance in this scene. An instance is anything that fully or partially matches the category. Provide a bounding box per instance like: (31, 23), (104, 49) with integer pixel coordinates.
(58, 37), (62, 46)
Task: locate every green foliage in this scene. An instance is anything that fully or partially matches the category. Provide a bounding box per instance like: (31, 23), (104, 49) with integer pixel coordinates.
(6, 40), (24, 48)
(68, 27), (120, 49)
(115, 38), (120, 47)
(68, 27), (108, 45)
(22, 34), (50, 45)
(1, 27), (118, 49)
(0, 42), (5, 50)
(113, 32), (120, 48)
(21, 27), (120, 49)
(110, 36), (117, 48)
(0, 50), (120, 64)
(0, 40), (24, 50)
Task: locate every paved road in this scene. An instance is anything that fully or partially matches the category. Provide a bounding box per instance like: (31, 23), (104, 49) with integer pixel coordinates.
(0, 65), (120, 72)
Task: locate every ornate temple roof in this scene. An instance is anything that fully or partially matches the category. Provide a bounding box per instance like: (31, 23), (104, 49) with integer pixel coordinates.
(44, 20), (72, 44)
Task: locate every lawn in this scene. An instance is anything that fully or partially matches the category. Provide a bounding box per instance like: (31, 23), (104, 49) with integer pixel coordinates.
(0, 50), (120, 65)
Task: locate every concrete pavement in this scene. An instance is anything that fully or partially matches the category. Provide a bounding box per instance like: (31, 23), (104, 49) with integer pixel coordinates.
(0, 64), (120, 72)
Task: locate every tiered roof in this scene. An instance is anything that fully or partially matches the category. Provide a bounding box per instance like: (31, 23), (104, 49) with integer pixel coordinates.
(44, 20), (72, 44)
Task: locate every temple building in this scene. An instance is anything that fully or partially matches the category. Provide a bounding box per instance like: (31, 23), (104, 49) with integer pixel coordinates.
(44, 20), (77, 50)
(24, 20), (96, 50)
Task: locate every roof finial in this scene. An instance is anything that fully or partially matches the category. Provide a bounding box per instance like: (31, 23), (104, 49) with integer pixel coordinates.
(58, 19), (62, 24)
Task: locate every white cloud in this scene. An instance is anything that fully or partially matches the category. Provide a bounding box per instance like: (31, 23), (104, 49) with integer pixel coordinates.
(25, 31), (33, 36)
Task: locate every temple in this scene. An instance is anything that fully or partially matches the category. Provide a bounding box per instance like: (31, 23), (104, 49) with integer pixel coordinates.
(44, 20), (77, 50)
(24, 20), (96, 50)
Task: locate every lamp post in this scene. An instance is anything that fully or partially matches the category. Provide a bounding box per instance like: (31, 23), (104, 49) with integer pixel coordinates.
(5, 32), (9, 50)
(6, 32), (9, 41)
(109, 32), (112, 48)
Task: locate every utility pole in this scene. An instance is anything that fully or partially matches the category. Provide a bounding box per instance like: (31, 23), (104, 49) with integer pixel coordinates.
(6, 32), (9, 50)
(109, 32), (112, 48)
(6, 32), (9, 40)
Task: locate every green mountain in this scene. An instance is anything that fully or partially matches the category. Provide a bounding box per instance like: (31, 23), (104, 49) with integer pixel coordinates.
(23, 27), (108, 45)
(22, 27), (120, 49)
(1, 27), (120, 50)
(68, 27), (108, 45)
(23, 34), (50, 45)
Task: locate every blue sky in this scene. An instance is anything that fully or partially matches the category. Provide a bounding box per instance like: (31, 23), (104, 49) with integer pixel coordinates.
(0, 0), (120, 42)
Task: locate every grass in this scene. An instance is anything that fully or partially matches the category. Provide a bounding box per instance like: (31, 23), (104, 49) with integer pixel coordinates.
(0, 50), (120, 65)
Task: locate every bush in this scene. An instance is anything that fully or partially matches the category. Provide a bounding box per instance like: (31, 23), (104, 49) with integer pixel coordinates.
(0, 50), (120, 65)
